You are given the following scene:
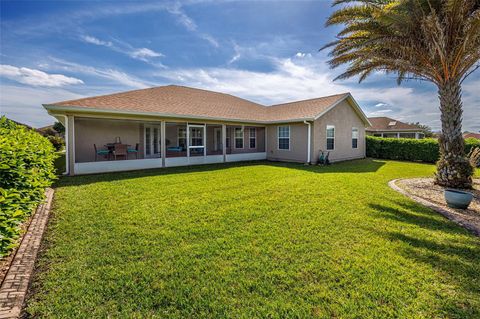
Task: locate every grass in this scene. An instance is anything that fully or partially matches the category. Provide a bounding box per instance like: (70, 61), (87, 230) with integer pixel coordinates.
(27, 159), (480, 318)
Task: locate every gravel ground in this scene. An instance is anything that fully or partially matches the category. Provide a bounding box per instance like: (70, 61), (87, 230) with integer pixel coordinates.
(395, 178), (480, 233)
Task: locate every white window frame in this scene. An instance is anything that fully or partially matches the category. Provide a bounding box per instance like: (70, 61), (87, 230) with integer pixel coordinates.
(352, 127), (359, 149)
(234, 127), (244, 149)
(277, 125), (290, 151)
(249, 128), (256, 149)
(177, 127), (186, 148)
(326, 125), (335, 151)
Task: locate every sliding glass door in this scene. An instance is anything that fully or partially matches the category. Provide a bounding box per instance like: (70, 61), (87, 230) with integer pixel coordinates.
(144, 125), (161, 158)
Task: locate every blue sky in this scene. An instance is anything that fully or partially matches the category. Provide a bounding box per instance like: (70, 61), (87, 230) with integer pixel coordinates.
(1, 0), (479, 131)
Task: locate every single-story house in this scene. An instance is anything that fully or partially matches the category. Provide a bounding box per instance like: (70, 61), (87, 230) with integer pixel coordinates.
(464, 132), (480, 140)
(366, 117), (425, 139)
(44, 85), (371, 175)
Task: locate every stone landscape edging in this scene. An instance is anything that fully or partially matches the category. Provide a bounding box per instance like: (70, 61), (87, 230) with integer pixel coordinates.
(0, 188), (54, 319)
(389, 179), (480, 236)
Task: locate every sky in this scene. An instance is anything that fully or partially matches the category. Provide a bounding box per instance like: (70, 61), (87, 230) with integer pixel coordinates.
(0, 0), (478, 131)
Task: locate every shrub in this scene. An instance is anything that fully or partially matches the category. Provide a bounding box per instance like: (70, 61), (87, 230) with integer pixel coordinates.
(47, 135), (65, 151)
(366, 136), (480, 163)
(0, 117), (57, 257)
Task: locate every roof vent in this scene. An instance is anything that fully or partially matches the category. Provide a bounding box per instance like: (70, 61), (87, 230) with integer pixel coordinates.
(388, 121), (397, 126)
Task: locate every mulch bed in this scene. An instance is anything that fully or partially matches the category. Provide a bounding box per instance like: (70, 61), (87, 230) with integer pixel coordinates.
(391, 178), (480, 236)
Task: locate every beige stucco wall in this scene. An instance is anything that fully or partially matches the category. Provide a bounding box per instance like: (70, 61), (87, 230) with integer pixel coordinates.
(312, 100), (366, 162)
(74, 117), (144, 163)
(266, 123), (309, 163)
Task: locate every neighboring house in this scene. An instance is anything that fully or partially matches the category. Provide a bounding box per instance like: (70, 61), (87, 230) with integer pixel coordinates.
(36, 124), (59, 137)
(43, 85), (371, 175)
(366, 117), (425, 139)
(464, 132), (480, 140)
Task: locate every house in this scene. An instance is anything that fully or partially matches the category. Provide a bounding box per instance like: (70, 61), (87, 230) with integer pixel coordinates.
(366, 117), (425, 139)
(464, 132), (480, 140)
(43, 85), (371, 175)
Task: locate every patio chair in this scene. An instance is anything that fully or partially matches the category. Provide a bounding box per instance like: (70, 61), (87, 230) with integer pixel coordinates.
(113, 143), (128, 160)
(127, 143), (139, 159)
(94, 144), (110, 161)
(318, 150), (330, 165)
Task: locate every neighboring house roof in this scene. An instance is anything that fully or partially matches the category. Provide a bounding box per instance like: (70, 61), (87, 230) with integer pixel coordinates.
(366, 117), (422, 132)
(44, 85), (370, 125)
(464, 132), (480, 139)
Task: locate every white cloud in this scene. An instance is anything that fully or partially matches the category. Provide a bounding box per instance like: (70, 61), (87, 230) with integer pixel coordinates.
(374, 102), (387, 107)
(294, 52), (311, 58)
(47, 57), (153, 89)
(129, 48), (163, 62)
(228, 42), (242, 64)
(166, 2), (219, 48)
(80, 35), (164, 64)
(0, 64), (84, 87)
(81, 35), (112, 47)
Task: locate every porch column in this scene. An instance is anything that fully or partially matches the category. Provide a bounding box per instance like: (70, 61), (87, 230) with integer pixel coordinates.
(265, 126), (268, 156)
(222, 124), (226, 162)
(67, 115), (75, 176)
(381, 133), (384, 138)
(415, 132), (419, 139)
(203, 123), (207, 158)
(186, 123), (190, 158)
(397, 132), (400, 138)
(161, 121), (166, 167)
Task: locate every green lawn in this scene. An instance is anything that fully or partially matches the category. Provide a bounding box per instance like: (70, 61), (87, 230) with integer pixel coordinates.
(27, 159), (480, 318)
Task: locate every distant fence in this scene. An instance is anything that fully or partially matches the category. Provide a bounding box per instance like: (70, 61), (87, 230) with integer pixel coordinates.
(366, 136), (480, 163)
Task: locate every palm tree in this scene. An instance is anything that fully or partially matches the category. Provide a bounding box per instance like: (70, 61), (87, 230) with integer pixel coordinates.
(322, 0), (479, 188)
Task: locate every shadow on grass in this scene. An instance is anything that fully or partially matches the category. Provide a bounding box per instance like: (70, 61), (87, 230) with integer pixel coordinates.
(369, 199), (480, 316)
(368, 201), (469, 236)
(285, 157), (386, 174)
(54, 160), (270, 187)
(55, 158), (387, 188)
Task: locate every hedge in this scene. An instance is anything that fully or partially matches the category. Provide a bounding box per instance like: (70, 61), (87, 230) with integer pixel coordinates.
(0, 117), (57, 257)
(366, 135), (480, 163)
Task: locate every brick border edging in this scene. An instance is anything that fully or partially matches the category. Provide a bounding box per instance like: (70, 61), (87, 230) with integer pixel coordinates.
(388, 179), (480, 236)
(0, 188), (54, 319)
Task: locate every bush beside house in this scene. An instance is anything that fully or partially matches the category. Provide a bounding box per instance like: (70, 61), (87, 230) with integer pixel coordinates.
(0, 117), (57, 257)
(366, 136), (480, 164)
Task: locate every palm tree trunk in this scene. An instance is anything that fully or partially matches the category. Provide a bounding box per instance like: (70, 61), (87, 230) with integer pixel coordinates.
(435, 78), (473, 188)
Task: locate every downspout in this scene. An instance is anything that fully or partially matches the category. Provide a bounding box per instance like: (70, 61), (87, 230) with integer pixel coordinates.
(303, 120), (311, 164)
(58, 114), (69, 175)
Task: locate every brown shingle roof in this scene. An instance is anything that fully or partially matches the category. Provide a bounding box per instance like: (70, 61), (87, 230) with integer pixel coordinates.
(268, 93), (350, 121)
(46, 85), (352, 123)
(366, 117), (421, 132)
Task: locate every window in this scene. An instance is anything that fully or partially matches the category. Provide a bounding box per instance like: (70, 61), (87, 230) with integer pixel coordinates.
(178, 128), (186, 148)
(249, 128), (256, 148)
(278, 126), (290, 150)
(234, 127), (243, 148)
(352, 127), (359, 149)
(326, 125), (335, 150)
(190, 127), (203, 146)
